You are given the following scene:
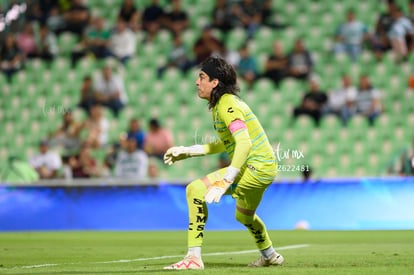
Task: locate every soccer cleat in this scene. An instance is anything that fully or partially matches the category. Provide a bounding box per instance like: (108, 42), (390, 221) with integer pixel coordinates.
(248, 252), (284, 267)
(163, 255), (204, 270)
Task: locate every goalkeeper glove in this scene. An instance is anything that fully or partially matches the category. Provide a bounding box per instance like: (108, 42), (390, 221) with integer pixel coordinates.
(163, 145), (205, 165)
(204, 166), (240, 204)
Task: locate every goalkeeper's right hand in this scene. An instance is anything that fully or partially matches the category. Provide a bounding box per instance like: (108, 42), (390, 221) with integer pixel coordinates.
(163, 145), (205, 165)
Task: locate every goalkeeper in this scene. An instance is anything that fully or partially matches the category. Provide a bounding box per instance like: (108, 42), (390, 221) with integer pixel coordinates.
(163, 57), (283, 270)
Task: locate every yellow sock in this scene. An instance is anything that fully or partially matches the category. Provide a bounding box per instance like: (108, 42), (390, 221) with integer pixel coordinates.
(235, 210), (272, 250)
(186, 179), (208, 248)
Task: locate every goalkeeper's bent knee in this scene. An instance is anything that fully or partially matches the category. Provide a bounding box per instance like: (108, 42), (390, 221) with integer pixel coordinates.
(235, 209), (254, 225)
(186, 178), (207, 199)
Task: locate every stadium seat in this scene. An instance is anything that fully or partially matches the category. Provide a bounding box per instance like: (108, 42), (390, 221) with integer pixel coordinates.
(292, 116), (316, 141)
(226, 28), (247, 51)
(58, 32), (79, 57)
(181, 29), (198, 50)
(320, 115), (342, 137)
(347, 115), (370, 130)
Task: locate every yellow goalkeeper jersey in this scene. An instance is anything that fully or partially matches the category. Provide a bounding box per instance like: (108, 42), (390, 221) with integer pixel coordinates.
(212, 94), (276, 179)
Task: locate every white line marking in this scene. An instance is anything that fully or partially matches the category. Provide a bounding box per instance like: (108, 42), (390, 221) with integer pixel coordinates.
(100, 244), (309, 264)
(4, 244), (309, 270)
(21, 264), (59, 269)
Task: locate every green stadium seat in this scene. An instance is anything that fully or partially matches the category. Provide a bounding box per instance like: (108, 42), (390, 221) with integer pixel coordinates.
(58, 32), (79, 57)
(162, 67), (184, 90)
(153, 30), (173, 54)
(320, 115), (342, 137)
(293, 116), (316, 140)
(348, 115), (370, 130)
(226, 28), (247, 51)
(181, 29), (198, 50)
(253, 26), (274, 51)
(211, 28), (224, 42)
(337, 153), (353, 176)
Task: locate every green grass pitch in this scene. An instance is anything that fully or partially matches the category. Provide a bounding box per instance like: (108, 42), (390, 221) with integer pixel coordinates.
(0, 230), (413, 274)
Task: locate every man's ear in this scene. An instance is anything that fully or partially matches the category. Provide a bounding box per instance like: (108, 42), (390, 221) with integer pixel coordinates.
(211, 78), (219, 88)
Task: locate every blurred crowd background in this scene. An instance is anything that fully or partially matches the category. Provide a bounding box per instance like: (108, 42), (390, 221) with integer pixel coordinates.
(1, 0), (414, 183)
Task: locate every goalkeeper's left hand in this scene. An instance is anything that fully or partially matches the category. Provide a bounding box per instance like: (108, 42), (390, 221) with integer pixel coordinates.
(164, 145), (206, 165)
(204, 179), (232, 204)
(164, 146), (191, 165)
(204, 166), (240, 204)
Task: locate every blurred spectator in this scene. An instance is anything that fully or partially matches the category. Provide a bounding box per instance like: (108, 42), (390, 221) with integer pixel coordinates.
(302, 166), (313, 183)
(388, 6), (414, 62)
(109, 19), (137, 65)
(157, 34), (193, 77)
(0, 34), (24, 83)
(260, 0), (273, 27)
(26, 0), (60, 27)
(293, 78), (328, 126)
(399, 147), (414, 175)
(287, 38), (313, 81)
(16, 23), (37, 58)
(48, 110), (82, 152)
(148, 158), (159, 178)
(409, 0), (414, 24)
(81, 104), (109, 149)
(333, 9), (370, 62)
(103, 142), (122, 174)
(230, 0), (262, 39)
(215, 41), (240, 68)
(211, 0), (233, 33)
(263, 40), (288, 87)
(342, 75), (383, 125)
(78, 75), (94, 114)
(193, 26), (222, 65)
(114, 137), (149, 178)
(29, 140), (62, 179)
(142, 0), (165, 42)
(26, 3), (46, 23)
(92, 65), (128, 117)
(127, 118), (146, 150)
(371, 0), (397, 61)
(33, 24), (59, 63)
(46, 6), (65, 33)
(144, 118), (174, 160)
(324, 74), (357, 125)
(354, 75), (383, 125)
(237, 44), (258, 89)
(117, 0), (140, 32)
(71, 17), (112, 67)
(164, 0), (189, 36)
(57, 0), (90, 38)
(69, 145), (101, 178)
(409, 73), (414, 90)
(260, 0), (286, 29)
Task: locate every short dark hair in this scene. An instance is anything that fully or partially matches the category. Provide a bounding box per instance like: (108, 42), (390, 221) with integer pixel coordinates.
(149, 118), (160, 128)
(200, 57), (240, 109)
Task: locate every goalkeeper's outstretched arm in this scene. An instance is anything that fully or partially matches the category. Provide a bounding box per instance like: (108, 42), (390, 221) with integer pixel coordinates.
(163, 141), (225, 165)
(202, 140), (225, 155)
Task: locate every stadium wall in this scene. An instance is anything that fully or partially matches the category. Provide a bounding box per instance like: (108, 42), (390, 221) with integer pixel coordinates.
(1, 178), (414, 231)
